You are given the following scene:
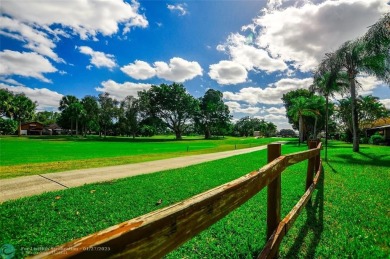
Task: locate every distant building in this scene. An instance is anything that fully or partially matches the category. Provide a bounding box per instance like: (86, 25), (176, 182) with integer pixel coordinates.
(21, 122), (44, 135)
(253, 131), (260, 137)
(365, 117), (390, 142)
(45, 123), (63, 135)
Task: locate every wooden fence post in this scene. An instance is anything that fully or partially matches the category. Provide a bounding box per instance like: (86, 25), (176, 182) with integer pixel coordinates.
(267, 143), (282, 254)
(306, 141), (317, 191)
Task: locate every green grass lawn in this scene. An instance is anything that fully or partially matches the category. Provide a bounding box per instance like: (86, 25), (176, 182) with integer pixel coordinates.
(0, 141), (389, 258)
(0, 135), (287, 178)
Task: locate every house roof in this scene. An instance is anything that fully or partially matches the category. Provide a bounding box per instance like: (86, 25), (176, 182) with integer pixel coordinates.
(362, 117), (390, 129)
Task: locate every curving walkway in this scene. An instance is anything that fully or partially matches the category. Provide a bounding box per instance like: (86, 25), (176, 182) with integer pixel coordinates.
(0, 142), (285, 203)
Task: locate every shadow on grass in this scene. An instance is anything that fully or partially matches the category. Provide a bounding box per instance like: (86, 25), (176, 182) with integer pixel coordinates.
(284, 167), (324, 258)
(335, 152), (390, 168)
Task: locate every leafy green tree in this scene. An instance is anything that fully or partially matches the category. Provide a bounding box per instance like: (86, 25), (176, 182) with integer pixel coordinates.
(119, 96), (140, 138)
(34, 111), (60, 126)
(138, 83), (199, 140)
(98, 92), (119, 137)
(0, 118), (17, 135)
(282, 89), (313, 130)
(196, 89), (231, 139)
(287, 96), (319, 145)
(81, 95), (99, 136)
(0, 88), (14, 118)
(58, 95), (80, 135)
(11, 94), (37, 136)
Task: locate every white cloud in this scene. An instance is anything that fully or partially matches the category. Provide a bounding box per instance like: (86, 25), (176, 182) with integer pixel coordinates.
(0, 16), (64, 63)
(217, 33), (288, 73)
(209, 61), (248, 85)
(0, 83), (63, 111)
(121, 60), (156, 80)
(225, 101), (261, 114)
(253, 0), (389, 72)
(95, 80), (151, 100)
(78, 46), (117, 70)
(154, 57), (202, 82)
(223, 77), (312, 105)
(1, 0), (148, 40)
(0, 50), (57, 83)
(357, 75), (384, 95)
(167, 4), (188, 16)
(380, 99), (390, 109)
(266, 106), (286, 114)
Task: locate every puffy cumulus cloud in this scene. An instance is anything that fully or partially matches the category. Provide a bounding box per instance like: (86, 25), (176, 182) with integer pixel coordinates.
(0, 50), (57, 83)
(217, 33), (288, 73)
(357, 75), (384, 95)
(224, 101), (261, 114)
(266, 106), (286, 115)
(209, 61), (247, 85)
(255, 114), (292, 130)
(1, 0), (148, 40)
(78, 46), (117, 70)
(121, 60), (156, 80)
(167, 3), (188, 16)
(0, 83), (63, 111)
(379, 99), (390, 109)
(253, 0), (389, 72)
(95, 80), (151, 100)
(223, 77), (312, 105)
(0, 17), (64, 63)
(154, 57), (202, 82)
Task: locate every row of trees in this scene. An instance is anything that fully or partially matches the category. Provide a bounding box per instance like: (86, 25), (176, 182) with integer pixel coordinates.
(283, 88), (388, 145)
(1, 84), (278, 139)
(312, 13), (390, 152)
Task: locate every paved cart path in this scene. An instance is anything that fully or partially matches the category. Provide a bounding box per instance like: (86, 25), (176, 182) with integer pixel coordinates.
(0, 142), (285, 203)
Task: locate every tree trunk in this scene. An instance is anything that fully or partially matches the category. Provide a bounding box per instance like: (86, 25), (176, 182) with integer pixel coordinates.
(175, 130), (182, 140)
(76, 119), (78, 136)
(350, 77), (359, 152)
(71, 119), (74, 136)
(204, 127), (211, 139)
(313, 117), (318, 140)
(325, 96), (329, 161)
(18, 120), (21, 137)
(299, 115), (304, 145)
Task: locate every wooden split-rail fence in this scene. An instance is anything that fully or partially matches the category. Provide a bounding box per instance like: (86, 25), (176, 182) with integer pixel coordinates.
(33, 141), (323, 259)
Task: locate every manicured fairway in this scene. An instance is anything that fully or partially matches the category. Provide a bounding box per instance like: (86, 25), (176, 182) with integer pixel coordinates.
(0, 141), (388, 258)
(0, 135), (287, 178)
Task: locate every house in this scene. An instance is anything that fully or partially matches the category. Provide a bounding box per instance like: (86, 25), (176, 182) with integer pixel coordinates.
(44, 123), (63, 135)
(21, 122), (44, 135)
(365, 117), (390, 141)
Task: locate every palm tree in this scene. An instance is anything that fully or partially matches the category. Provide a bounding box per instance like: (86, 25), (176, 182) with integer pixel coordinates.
(287, 96), (319, 146)
(324, 34), (389, 152)
(312, 65), (349, 160)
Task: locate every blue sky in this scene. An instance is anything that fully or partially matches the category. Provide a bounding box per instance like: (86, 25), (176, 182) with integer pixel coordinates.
(0, 0), (389, 130)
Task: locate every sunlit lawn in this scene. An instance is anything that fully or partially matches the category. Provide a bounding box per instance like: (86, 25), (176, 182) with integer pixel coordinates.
(0, 141), (388, 258)
(0, 135), (287, 178)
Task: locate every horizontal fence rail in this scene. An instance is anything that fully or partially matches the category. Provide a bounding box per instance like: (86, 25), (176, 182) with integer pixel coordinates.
(32, 141), (323, 259)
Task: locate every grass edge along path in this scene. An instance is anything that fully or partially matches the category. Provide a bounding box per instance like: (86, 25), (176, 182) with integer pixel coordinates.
(0, 136), (288, 179)
(0, 142), (389, 258)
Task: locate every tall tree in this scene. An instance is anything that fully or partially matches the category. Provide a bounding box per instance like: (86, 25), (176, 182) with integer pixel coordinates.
(11, 94), (37, 136)
(0, 88), (14, 118)
(287, 96), (319, 145)
(98, 92), (118, 137)
(282, 89), (313, 131)
(58, 95), (80, 135)
(312, 64), (349, 160)
(138, 83), (199, 140)
(81, 95), (99, 136)
(119, 96), (140, 138)
(196, 89), (231, 139)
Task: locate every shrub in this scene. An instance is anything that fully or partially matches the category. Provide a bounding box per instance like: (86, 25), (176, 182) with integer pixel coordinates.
(360, 137), (369, 144)
(369, 133), (384, 145)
